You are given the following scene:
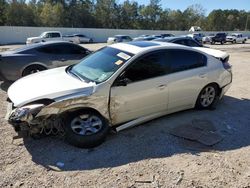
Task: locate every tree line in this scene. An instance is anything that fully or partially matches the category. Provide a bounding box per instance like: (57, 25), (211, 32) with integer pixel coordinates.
(0, 0), (249, 31)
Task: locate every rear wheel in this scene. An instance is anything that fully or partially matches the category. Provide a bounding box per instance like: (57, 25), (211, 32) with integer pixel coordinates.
(22, 65), (47, 77)
(243, 40), (246, 44)
(196, 84), (219, 109)
(63, 110), (110, 148)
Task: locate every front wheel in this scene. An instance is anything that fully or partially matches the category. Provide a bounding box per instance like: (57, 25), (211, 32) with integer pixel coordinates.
(63, 110), (110, 148)
(196, 84), (219, 109)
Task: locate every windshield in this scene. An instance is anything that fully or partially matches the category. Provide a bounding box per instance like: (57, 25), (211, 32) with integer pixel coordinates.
(39, 32), (46, 37)
(70, 47), (134, 83)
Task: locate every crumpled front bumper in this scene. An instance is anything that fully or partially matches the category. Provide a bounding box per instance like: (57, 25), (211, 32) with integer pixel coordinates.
(6, 102), (45, 137)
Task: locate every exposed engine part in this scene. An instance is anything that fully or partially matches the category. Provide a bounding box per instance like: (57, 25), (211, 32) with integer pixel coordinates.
(39, 117), (65, 137)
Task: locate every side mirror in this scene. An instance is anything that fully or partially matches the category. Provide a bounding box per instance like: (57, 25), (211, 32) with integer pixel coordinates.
(115, 77), (130, 87)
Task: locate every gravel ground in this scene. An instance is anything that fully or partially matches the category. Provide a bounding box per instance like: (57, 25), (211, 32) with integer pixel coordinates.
(0, 42), (250, 188)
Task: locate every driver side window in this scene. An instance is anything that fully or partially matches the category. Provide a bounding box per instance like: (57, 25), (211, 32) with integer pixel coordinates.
(123, 51), (170, 82)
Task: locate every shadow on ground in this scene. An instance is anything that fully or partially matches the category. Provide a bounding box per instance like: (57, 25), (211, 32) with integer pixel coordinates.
(20, 96), (250, 171)
(0, 81), (12, 92)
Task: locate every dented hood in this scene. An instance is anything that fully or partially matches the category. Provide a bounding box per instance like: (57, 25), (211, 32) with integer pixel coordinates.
(194, 47), (229, 59)
(8, 67), (96, 107)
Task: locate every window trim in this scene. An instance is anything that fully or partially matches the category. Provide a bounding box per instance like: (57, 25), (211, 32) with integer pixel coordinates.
(114, 49), (170, 85)
(113, 49), (207, 85)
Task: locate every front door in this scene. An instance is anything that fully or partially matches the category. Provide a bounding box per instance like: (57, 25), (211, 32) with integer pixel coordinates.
(110, 50), (170, 125)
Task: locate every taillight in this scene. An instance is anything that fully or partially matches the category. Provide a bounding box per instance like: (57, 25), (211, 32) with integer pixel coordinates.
(220, 56), (231, 71)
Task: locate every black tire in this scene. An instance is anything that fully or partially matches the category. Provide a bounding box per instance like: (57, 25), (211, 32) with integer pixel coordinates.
(243, 40), (246, 44)
(233, 40), (236, 44)
(210, 41), (215, 45)
(63, 110), (110, 148)
(89, 39), (93, 43)
(221, 41), (225, 45)
(22, 65), (47, 77)
(195, 84), (219, 110)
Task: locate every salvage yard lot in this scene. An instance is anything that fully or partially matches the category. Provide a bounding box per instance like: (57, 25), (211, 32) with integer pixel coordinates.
(0, 43), (250, 187)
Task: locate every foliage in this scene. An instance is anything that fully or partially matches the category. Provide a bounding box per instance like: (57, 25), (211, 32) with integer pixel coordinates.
(0, 0), (249, 31)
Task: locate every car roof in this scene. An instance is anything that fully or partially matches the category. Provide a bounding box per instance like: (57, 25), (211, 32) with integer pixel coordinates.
(153, 36), (190, 42)
(115, 35), (130, 37)
(73, 34), (85, 35)
(110, 41), (188, 54)
(216, 32), (226, 34)
(42, 31), (60, 33)
(231, 33), (242, 35)
(13, 41), (79, 53)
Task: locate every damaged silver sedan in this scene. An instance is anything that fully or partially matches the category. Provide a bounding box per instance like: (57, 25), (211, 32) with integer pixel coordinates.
(6, 41), (232, 148)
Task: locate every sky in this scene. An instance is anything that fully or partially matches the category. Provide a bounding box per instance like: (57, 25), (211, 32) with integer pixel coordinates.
(119, 0), (250, 15)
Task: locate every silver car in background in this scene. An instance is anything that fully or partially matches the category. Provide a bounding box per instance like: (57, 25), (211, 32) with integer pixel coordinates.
(0, 41), (90, 81)
(65, 34), (93, 43)
(107, 35), (132, 44)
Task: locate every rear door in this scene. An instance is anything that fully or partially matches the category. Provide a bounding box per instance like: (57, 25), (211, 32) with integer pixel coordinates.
(165, 49), (208, 112)
(110, 50), (170, 125)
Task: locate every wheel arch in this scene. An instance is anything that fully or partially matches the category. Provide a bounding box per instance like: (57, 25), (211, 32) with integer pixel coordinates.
(21, 63), (48, 76)
(201, 82), (222, 96)
(58, 107), (111, 125)
(195, 82), (222, 109)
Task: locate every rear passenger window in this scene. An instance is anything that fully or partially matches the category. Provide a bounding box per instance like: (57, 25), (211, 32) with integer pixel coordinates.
(167, 50), (206, 73)
(52, 33), (60, 38)
(174, 39), (186, 45)
(185, 39), (200, 47)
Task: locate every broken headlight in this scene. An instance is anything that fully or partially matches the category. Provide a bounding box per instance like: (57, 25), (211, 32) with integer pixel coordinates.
(9, 104), (45, 122)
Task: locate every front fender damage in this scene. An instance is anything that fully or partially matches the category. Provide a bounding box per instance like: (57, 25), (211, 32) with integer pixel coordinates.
(8, 95), (110, 138)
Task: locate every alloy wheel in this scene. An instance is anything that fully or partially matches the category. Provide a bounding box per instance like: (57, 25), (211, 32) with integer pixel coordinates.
(200, 86), (216, 107)
(70, 114), (103, 136)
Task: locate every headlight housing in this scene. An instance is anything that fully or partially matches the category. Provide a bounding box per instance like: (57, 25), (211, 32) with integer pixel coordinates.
(9, 104), (44, 122)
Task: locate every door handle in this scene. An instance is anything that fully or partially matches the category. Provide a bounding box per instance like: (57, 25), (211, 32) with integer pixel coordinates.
(199, 73), (207, 78)
(157, 84), (167, 89)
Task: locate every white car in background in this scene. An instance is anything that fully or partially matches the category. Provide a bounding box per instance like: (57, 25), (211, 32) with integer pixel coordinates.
(226, 33), (247, 43)
(107, 35), (132, 44)
(202, 33), (215, 44)
(7, 41), (232, 148)
(66, 34), (93, 43)
(26, 31), (81, 44)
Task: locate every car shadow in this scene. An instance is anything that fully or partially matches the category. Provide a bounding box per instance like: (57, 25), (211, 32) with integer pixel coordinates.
(22, 95), (250, 171)
(0, 81), (13, 92)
